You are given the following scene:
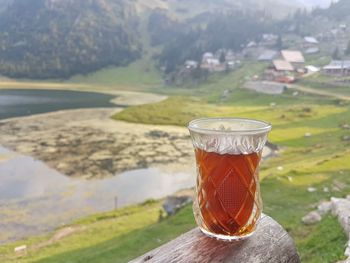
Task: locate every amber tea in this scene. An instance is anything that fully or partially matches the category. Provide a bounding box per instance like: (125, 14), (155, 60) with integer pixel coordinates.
(195, 148), (261, 236)
(188, 118), (271, 241)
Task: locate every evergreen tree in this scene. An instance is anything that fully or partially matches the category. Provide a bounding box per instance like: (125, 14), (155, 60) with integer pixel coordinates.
(345, 41), (350, 56)
(219, 51), (226, 64)
(276, 35), (283, 50)
(332, 47), (341, 60)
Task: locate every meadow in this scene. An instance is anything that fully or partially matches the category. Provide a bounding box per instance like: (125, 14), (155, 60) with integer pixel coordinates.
(300, 73), (350, 97)
(1, 62), (350, 263)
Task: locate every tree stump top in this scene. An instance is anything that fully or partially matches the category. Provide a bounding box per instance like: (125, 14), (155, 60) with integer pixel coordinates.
(130, 214), (300, 263)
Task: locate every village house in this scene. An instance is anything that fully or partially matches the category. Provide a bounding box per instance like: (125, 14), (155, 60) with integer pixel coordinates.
(226, 60), (242, 70)
(202, 52), (214, 63)
(302, 36), (320, 55)
(323, 60), (350, 76)
(201, 52), (220, 72)
(205, 58), (220, 66)
(225, 50), (236, 62)
(303, 36), (319, 47)
(184, 60), (198, 69)
(264, 60), (295, 83)
(200, 50), (242, 72)
(261, 34), (278, 47)
(201, 55), (225, 72)
(272, 60), (294, 72)
(242, 39), (273, 59)
(281, 50), (305, 72)
(258, 50), (278, 62)
(246, 41), (257, 48)
(305, 65), (320, 73)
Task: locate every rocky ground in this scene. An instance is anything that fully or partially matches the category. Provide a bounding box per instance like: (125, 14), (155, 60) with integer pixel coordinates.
(0, 108), (194, 179)
(302, 195), (350, 263)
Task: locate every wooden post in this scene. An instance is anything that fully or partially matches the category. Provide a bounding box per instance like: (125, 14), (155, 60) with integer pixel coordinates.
(130, 214), (300, 263)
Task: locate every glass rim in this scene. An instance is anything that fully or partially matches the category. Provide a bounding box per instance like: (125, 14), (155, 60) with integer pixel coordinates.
(188, 117), (272, 135)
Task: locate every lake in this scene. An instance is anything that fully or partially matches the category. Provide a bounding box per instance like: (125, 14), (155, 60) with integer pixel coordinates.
(0, 89), (196, 244)
(0, 146), (195, 244)
(0, 89), (117, 120)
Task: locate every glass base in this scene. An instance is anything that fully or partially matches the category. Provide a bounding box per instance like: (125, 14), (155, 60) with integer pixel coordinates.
(199, 227), (256, 242)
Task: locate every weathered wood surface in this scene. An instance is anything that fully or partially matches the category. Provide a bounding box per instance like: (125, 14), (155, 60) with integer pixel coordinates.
(130, 214), (300, 263)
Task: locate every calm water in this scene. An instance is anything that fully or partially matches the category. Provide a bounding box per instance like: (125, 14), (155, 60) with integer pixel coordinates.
(0, 89), (117, 120)
(0, 146), (195, 244)
(0, 89), (195, 244)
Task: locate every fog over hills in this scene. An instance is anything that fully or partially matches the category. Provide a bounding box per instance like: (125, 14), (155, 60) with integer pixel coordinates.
(299, 0), (337, 8)
(0, 0), (345, 79)
(296, 0), (337, 9)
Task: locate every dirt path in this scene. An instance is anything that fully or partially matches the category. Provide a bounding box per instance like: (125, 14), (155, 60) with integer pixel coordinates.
(289, 84), (350, 101)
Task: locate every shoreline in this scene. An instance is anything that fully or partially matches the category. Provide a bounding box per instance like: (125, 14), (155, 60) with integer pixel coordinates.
(0, 107), (194, 179)
(0, 144), (195, 245)
(0, 85), (175, 178)
(0, 106), (276, 179)
(0, 79), (167, 107)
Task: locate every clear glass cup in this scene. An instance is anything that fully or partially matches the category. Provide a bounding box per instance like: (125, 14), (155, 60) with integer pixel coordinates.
(188, 118), (272, 241)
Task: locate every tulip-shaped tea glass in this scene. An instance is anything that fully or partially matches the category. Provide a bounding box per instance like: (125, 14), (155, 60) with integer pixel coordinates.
(188, 118), (271, 241)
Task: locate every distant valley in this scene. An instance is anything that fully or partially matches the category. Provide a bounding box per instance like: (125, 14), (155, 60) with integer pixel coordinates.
(0, 0), (346, 79)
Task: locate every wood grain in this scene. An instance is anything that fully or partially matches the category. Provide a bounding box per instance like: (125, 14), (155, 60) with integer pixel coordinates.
(130, 214), (300, 263)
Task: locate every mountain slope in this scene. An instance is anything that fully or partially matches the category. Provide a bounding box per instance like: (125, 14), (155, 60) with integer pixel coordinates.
(313, 0), (350, 19)
(0, 0), (141, 79)
(0, 0), (336, 79)
(0, 0), (12, 12)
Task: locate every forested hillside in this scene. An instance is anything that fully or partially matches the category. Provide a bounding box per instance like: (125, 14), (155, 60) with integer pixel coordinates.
(0, 0), (12, 12)
(0, 0), (141, 78)
(157, 11), (276, 73)
(313, 0), (350, 20)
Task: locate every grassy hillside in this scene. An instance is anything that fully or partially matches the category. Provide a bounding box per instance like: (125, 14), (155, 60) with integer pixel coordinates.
(2, 65), (350, 262)
(0, 201), (195, 263)
(2, 98), (349, 262)
(67, 56), (163, 90)
(299, 73), (350, 97)
(112, 68), (350, 262)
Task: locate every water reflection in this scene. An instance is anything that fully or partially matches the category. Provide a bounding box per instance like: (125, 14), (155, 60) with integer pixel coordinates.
(0, 89), (117, 120)
(0, 146), (195, 243)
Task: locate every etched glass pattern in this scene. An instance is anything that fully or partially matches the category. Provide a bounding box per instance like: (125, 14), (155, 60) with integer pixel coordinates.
(188, 118), (271, 241)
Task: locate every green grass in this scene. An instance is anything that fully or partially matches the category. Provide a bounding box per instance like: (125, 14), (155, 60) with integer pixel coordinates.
(2, 62), (350, 262)
(2, 167), (349, 262)
(67, 6), (163, 92)
(148, 62), (268, 96)
(299, 72), (350, 96)
(0, 202), (195, 263)
(67, 56), (163, 91)
(298, 215), (347, 263)
(110, 65), (350, 262)
(305, 55), (331, 67)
